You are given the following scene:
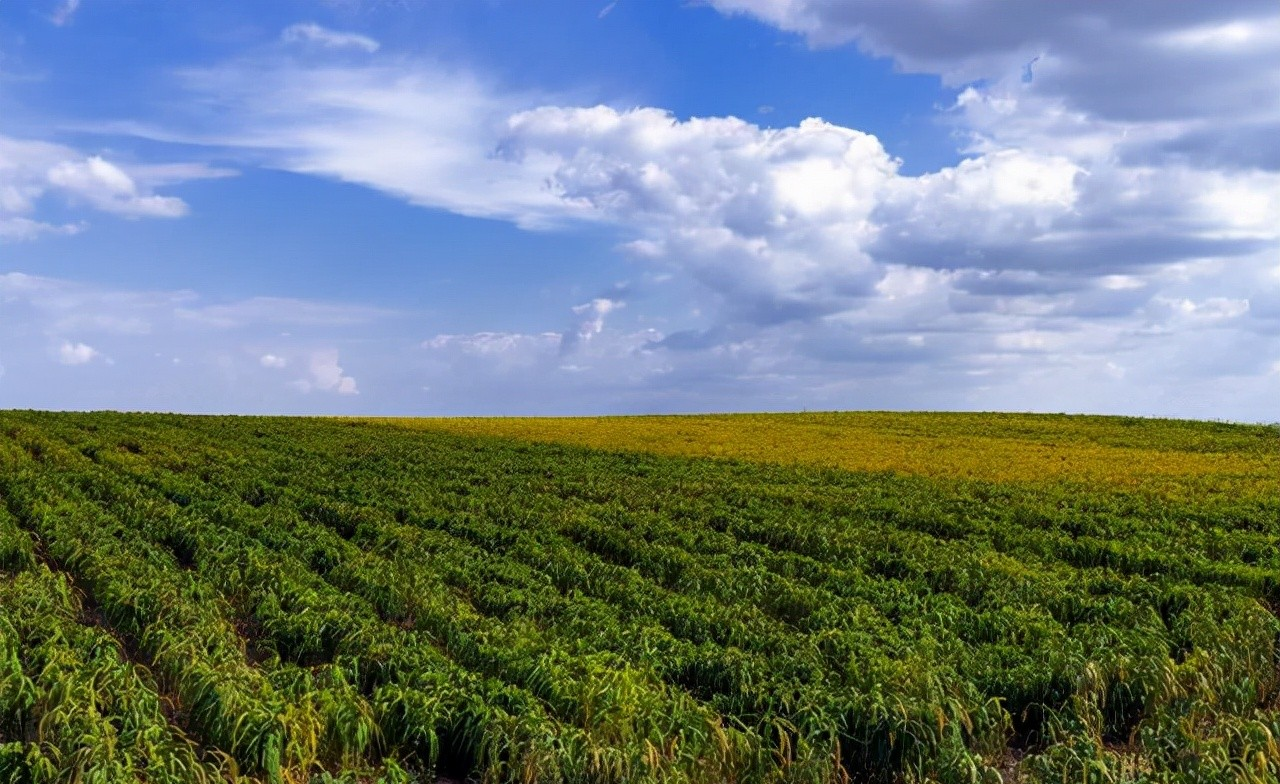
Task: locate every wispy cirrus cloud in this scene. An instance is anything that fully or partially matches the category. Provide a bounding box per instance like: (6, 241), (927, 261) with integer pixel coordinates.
(164, 56), (580, 229)
(281, 22), (380, 53)
(49, 0), (81, 27)
(0, 216), (84, 241)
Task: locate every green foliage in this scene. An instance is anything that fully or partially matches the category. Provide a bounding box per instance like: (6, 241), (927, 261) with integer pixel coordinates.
(0, 410), (1276, 783)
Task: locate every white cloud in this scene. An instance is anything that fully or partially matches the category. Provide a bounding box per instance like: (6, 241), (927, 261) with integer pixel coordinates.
(177, 297), (391, 329)
(47, 157), (188, 218)
(125, 162), (239, 187)
(994, 330), (1069, 353)
(169, 58), (576, 228)
(424, 331), (561, 367)
(499, 105), (1274, 327)
(709, 1), (1280, 170)
(0, 217), (85, 241)
(419, 319), (675, 414)
(57, 340), (99, 365)
(296, 350), (359, 395)
(706, 2), (1280, 107)
(1151, 296), (1251, 324)
(501, 108), (899, 321)
(573, 297), (621, 333)
(50, 0), (80, 26)
(1, 136), (73, 215)
(561, 297), (624, 353)
(281, 22), (380, 53)
(0, 273), (385, 411)
(0, 135), (197, 239)
(163, 49), (1272, 312)
(0, 264), (1274, 418)
(874, 149), (1082, 255)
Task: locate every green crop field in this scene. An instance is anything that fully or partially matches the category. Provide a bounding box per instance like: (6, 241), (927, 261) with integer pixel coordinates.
(0, 411), (1277, 784)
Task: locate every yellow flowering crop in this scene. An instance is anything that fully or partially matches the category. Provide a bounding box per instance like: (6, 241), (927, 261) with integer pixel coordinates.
(365, 411), (1279, 500)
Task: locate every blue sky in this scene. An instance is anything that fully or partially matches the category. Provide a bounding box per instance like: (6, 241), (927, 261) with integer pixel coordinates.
(1, 0), (1277, 419)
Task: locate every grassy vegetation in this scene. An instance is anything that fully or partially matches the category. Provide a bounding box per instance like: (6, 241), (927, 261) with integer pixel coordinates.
(0, 410), (1277, 783)
(369, 412), (1278, 494)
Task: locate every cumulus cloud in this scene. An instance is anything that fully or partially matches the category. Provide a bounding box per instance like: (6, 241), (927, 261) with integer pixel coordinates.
(502, 109), (897, 321)
(260, 353), (288, 368)
(295, 350), (359, 395)
(706, 1), (1279, 108)
(709, 1), (1280, 170)
(498, 106), (1278, 327)
(47, 157), (188, 218)
(0, 135), (198, 239)
(57, 340), (99, 365)
(165, 44), (1274, 303)
(281, 22), (380, 53)
(167, 56), (1269, 328)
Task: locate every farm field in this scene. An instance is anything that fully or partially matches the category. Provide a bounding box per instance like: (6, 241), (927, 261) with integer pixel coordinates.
(0, 411), (1277, 784)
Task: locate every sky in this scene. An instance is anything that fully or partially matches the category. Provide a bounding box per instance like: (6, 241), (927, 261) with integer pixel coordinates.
(1, 1), (1277, 419)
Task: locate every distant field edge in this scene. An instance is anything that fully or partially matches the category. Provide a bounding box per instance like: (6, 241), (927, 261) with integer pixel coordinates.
(352, 410), (1279, 495)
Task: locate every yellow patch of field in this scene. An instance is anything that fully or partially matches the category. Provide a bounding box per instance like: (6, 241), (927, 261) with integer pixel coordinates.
(360, 412), (1279, 497)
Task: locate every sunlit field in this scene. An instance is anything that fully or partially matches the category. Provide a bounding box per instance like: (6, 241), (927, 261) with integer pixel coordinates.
(372, 412), (1277, 496)
(2, 411), (1278, 783)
